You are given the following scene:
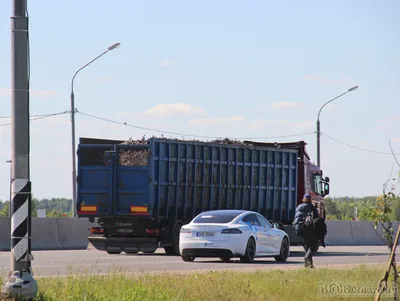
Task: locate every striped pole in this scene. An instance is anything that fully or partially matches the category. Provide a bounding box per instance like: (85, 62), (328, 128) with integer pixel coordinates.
(11, 179), (31, 267)
(2, 0), (38, 298)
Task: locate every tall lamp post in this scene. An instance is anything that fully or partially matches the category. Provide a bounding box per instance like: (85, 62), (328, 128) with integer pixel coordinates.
(70, 42), (120, 217)
(316, 85), (359, 167)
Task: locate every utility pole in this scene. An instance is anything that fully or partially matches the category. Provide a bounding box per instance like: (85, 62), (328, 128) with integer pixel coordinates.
(2, 0), (38, 299)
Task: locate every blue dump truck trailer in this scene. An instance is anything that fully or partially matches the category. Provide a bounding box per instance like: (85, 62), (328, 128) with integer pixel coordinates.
(77, 137), (330, 255)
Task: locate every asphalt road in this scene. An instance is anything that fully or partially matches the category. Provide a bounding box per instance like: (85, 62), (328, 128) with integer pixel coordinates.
(0, 246), (396, 278)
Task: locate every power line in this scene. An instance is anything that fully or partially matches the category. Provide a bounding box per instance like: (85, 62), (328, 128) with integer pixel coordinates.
(2, 108), (396, 156)
(321, 132), (400, 155)
(76, 110), (316, 140)
(0, 110), (71, 127)
(0, 113), (59, 119)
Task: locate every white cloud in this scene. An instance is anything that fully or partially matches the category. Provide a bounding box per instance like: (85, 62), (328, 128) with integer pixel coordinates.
(0, 88), (57, 98)
(189, 115), (244, 126)
(303, 74), (353, 86)
(143, 103), (206, 118)
(270, 101), (303, 110)
(160, 60), (175, 68)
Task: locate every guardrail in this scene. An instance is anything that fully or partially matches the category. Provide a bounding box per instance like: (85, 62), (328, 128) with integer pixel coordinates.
(0, 217), (90, 251)
(0, 219), (397, 251)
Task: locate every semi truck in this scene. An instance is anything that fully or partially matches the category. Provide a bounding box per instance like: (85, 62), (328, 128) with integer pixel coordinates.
(76, 136), (330, 255)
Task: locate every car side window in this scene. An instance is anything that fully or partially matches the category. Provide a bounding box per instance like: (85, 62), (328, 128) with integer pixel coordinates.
(256, 214), (272, 228)
(242, 214), (261, 226)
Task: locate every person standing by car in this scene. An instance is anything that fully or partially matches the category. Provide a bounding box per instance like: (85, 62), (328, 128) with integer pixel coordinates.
(293, 194), (319, 268)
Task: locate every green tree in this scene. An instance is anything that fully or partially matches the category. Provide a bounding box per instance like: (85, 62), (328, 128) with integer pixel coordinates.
(324, 198), (341, 219)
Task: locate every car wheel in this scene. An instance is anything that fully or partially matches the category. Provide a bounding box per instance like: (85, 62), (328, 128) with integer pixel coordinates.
(240, 237), (256, 263)
(182, 255), (195, 262)
(219, 257), (232, 262)
(275, 236), (290, 262)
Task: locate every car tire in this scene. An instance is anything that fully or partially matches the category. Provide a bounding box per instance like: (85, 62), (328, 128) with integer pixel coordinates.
(182, 255), (195, 262)
(274, 236), (290, 262)
(219, 257), (232, 262)
(240, 237), (256, 263)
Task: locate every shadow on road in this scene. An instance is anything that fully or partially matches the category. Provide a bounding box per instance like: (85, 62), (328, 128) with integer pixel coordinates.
(290, 251), (385, 257)
(192, 259), (302, 265)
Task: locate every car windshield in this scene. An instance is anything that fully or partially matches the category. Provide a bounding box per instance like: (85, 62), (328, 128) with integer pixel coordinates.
(192, 211), (242, 224)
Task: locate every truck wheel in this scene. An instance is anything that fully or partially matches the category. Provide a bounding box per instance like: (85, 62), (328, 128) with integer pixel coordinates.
(182, 255), (195, 262)
(240, 237), (256, 263)
(106, 251), (121, 255)
(219, 257), (232, 262)
(164, 221), (183, 256)
(271, 221), (284, 230)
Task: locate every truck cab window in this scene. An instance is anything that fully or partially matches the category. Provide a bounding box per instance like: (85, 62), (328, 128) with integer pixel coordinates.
(313, 174), (323, 195)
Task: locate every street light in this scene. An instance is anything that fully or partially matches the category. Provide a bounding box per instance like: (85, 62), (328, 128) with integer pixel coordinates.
(316, 85), (359, 167)
(70, 42), (120, 217)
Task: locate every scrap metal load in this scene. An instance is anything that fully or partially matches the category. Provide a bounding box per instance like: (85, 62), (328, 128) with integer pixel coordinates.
(119, 137), (150, 166)
(118, 137), (253, 166)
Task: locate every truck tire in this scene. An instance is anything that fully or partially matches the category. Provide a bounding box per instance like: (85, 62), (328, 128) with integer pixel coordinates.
(182, 254), (195, 262)
(164, 221), (183, 256)
(106, 251), (121, 255)
(271, 221), (284, 230)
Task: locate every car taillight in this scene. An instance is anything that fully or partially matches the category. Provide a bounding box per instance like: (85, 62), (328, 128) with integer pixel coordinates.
(221, 228), (242, 234)
(89, 227), (104, 234)
(180, 228), (191, 233)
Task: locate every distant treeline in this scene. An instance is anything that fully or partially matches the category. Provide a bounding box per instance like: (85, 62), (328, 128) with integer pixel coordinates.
(0, 197), (72, 217)
(324, 196), (400, 221)
(1, 195), (399, 220)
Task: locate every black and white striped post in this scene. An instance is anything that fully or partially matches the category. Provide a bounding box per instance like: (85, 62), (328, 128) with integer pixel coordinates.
(1, 0), (38, 299)
(11, 180), (32, 267)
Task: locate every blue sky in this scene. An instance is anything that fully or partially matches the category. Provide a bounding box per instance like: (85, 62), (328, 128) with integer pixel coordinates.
(0, 0), (399, 201)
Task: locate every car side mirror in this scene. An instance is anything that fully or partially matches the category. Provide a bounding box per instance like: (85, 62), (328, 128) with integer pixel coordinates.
(273, 223), (279, 229)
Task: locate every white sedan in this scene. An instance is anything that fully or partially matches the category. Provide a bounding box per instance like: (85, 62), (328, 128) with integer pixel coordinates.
(179, 209), (290, 263)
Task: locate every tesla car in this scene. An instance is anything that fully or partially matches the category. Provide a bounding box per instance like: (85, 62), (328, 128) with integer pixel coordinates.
(179, 209), (290, 263)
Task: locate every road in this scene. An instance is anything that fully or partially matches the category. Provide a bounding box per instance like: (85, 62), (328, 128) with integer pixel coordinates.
(0, 246), (396, 278)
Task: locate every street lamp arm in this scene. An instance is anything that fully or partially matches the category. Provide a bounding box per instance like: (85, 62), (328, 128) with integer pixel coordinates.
(71, 49), (110, 94)
(317, 90), (348, 121)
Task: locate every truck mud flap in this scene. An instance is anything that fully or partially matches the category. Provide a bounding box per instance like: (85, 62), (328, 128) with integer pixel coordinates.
(89, 236), (159, 254)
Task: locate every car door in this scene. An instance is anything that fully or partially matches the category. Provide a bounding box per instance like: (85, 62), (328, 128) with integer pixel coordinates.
(241, 213), (264, 255)
(255, 214), (280, 254)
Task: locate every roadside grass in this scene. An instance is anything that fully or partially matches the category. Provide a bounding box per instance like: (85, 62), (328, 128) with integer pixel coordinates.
(1, 264), (398, 301)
